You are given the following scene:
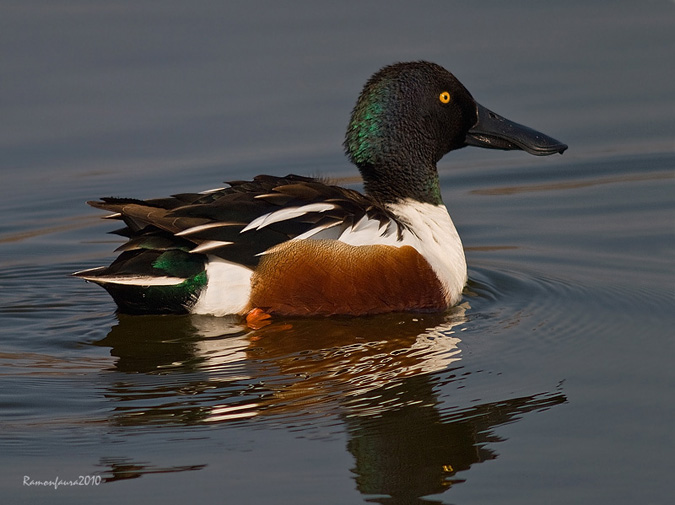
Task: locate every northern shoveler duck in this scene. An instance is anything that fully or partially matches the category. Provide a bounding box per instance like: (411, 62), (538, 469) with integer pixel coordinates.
(74, 61), (567, 318)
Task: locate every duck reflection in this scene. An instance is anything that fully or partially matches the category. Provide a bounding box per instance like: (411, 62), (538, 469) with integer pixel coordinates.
(345, 379), (564, 504)
(94, 304), (565, 502)
(96, 306), (466, 425)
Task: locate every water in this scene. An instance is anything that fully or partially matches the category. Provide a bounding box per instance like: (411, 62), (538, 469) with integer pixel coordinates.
(1, 2), (674, 504)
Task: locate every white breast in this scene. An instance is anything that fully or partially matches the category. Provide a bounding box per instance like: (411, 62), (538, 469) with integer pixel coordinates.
(340, 200), (467, 306)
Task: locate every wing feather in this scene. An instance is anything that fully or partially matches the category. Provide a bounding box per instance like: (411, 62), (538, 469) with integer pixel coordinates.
(87, 174), (405, 269)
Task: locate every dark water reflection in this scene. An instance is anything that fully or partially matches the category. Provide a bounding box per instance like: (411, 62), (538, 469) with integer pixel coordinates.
(347, 389), (564, 504)
(92, 309), (565, 502)
(97, 457), (206, 484)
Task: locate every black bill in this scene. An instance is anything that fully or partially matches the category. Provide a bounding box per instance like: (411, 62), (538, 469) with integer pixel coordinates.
(466, 103), (568, 156)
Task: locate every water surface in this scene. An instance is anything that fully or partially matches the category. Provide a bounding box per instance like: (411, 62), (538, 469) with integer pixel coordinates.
(1, 2), (674, 504)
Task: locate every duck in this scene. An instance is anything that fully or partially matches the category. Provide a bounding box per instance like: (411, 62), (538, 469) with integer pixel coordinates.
(74, 61), (567, 319)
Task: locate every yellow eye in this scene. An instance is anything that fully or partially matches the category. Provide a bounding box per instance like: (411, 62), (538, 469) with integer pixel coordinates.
(439, 91), (451, 104)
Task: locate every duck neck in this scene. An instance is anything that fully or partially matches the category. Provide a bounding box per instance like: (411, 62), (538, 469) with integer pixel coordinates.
(358, 160), (444, 206)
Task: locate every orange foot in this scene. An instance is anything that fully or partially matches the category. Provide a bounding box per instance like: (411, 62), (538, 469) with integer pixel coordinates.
(245, 307), (272, 329)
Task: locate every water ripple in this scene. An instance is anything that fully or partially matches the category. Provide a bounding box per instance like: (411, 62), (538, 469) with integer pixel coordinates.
(87, 307), (468, 430)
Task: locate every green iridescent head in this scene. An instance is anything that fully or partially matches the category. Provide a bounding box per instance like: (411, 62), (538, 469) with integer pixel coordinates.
(344, 61), (477, 205)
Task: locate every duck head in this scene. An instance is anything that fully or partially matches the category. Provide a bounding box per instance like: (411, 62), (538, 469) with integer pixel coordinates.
(345, 61), (567, 205)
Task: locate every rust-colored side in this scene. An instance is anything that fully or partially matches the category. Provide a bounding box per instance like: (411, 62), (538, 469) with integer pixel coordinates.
(249, 240), (447, 316)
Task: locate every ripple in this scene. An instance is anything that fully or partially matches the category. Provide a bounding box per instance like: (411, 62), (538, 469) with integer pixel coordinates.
(470, 169), (673, 196)
(0, 262), (112, 318)
(87, 308), (469, 430)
